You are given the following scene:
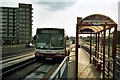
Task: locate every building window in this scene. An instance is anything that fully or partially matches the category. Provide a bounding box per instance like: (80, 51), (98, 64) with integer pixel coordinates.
(26, 20), (29, 23)
(9, 9), (13, 11)
(26, 24), (29, 27)
(19, 8), (22, 11)
(26, 8), (29, 11)
(22, 24), (25, 26)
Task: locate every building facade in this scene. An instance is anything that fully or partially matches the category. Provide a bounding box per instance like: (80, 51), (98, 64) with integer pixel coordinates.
(0, 7), (17, 45)
(0, 3), (33, 45)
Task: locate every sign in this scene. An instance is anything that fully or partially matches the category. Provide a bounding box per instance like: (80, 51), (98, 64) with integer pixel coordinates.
(41, 30), (59, 34)
(82, 15), (114, 25)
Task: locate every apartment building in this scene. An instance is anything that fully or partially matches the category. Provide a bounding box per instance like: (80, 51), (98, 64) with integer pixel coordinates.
(17, 3), (33, 44)
(0, 3), (33, 45)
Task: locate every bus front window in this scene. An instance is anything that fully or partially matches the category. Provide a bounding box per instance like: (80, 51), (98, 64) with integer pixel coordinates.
(51, 34), (64, 48)
(36, 33), (64, 49)
(36, 34), (50, 49)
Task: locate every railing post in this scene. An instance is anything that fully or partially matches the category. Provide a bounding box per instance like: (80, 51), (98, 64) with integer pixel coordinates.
(103, 25), (106, 80)
(95, 33), (97, 66)
(90, 32), (92, 63)
(113, 25), (117, 79)
(76, 24), (79, 80)
(59, 69), (61, 79)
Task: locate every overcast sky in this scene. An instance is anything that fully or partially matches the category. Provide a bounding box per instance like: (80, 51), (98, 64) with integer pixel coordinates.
(0, 0), (120, 36)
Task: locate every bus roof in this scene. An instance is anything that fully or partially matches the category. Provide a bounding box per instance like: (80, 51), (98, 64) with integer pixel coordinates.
(36, 28), (64, 34)
(36, 28), (64, 30)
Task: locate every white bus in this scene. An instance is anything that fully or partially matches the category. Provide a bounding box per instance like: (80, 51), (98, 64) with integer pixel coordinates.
(35, 28), (67, 61)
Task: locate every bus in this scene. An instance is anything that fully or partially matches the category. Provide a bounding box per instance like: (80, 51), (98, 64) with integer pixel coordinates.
(35, 28), (67, 61)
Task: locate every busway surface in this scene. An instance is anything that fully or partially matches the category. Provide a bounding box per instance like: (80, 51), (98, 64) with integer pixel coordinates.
(1, 44), (74, 80)
(1, 51), (60, 80)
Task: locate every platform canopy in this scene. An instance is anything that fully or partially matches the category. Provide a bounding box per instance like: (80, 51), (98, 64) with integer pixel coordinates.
(76, 14), (117, 80)
(77, 14), (117, 33)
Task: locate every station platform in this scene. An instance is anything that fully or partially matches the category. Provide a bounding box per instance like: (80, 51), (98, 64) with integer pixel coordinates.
(78, 48), (102, 79)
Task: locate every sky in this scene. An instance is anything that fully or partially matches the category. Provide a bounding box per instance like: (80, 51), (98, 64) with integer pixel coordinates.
(0, 0), (120, 37)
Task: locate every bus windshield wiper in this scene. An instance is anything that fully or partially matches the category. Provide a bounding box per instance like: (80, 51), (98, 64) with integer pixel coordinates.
(51, 41), (55, 47)
(43, 42), (50, 48)
(36, 46), (41, 49)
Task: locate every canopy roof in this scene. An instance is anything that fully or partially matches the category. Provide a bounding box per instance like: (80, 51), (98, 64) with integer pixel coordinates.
(77, 14), (117, 33)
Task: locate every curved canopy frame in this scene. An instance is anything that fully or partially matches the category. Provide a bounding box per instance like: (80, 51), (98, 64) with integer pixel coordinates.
(75, 14), (117, 80)
(77, 14), (117, 33)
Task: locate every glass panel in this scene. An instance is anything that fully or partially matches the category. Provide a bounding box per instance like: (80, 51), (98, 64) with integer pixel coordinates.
(36, 34), (49, 49)
(36, 30), (64, 49)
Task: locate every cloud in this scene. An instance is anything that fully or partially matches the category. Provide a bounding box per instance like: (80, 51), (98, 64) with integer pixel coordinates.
(33, 2), (76, 11)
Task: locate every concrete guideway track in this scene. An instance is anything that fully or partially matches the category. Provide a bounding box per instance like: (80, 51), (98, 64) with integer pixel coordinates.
(2, 61), (42, 80)
(1, 57), (36, 79)
(2, 61), (60, 80)
(1, 52), (34, 64)
(24, 63), (59, 80)
(1, 54), (35, 70)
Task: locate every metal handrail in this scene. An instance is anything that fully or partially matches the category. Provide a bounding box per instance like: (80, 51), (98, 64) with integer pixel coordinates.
(50, 57), (68, 79)
(50, 55), (75, 79)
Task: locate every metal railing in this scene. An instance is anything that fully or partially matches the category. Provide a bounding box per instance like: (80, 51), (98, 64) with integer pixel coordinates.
(50, 55), (76, 80)
(115, 56), (120, 80)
